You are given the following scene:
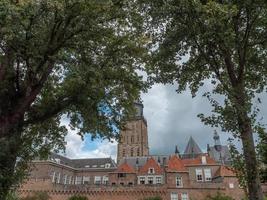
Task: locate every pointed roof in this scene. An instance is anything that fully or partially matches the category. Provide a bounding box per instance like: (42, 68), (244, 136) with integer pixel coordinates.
(116, 162), (136, 173)
(183, 136), (202, 155)
(175, 145), (180, 155)
(138, 157), (163, 175)
(167, 155), (187, 172)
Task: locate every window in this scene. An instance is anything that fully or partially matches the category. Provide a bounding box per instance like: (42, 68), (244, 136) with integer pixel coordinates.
(156, 176), (162, 184)
(69, 176), (72, 184)
(102, 176), (109, 185)
(128, 182), (133, 186)
(176, 176), (183, 187)
(181, 193), (189, 200)
(51, 171), (56, 183)
(63, 174), (67, 185)
(105, 163), (111, 168)
(57, 172), (61, 184)
(112, 182), (116, 186)
(118, 173), (126, 178)
(83, 176), (90, 184)
(137, 148), (140, 156)
(131, 148), (134, 156)
(137, 135), (140, 142)
(148, 176), (154, 184)
(94, 176), (101, 185)
(171, 192), (178, 200)
(122, 149), (126, 157)
(229, 183), (234, 189)
(75, 176), (82, 185)
(66, 176), (70, 185)
(139, 176), (145, 184)
(131, 136), (134, 143)
(148, 168), (155, 174)
(120, 182), (124, 186)
(196, 169), (203, 182)
(204, 168), (212, 181)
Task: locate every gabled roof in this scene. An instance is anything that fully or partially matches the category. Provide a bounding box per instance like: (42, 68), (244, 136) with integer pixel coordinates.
(214, 166), (236, 177)
(116, 162), (136, 173)
(49, 153), (116, 169)
(138, 157), (163, 175)
(183, 136), (202, 156)
(183, 155), (217, 166)
(166, 155), (187, 172)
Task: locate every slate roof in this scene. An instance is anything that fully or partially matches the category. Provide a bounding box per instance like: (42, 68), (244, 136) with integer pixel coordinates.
(119, 155), (170, 168)
(208, 146), (231, 165)
(183, 136), (203, 158)
(49, 153), (117, 169)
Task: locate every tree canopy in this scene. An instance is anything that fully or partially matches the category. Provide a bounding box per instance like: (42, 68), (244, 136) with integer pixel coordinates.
(0, 0), (146, 198)
(139, 0), (267, 199)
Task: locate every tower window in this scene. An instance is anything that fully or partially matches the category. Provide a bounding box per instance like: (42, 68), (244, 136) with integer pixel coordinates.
(131, 148), (134, 156)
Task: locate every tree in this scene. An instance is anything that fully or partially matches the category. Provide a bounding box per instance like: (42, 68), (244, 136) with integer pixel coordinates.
(140, 0), (267, 199)
(0, 0), (145, 198)
(257, 128), (267, 182)
(68, 195), (88, 200)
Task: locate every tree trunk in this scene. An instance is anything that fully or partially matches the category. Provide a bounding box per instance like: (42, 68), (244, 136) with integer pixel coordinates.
(235, 88), (264, 200)
(239, 118), (263, 200)
(0, 121), (22, 200)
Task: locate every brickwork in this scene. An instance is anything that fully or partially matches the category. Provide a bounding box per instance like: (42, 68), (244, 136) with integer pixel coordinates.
(117, 119), (149, 164)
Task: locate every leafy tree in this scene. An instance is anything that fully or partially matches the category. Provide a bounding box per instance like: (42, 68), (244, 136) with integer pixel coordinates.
(0, 0), (145, 198)
(257, 128), (267, 182)
(21, 191), (50, 200)
(68, 195), (88, 200)
(139, 0), (267, 199)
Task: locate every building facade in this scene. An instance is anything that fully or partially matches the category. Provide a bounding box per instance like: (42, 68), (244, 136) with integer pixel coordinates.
(19, 101), (262, 200)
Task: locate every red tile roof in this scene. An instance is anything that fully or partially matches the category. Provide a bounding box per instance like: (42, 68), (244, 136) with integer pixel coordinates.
(166, 155), (187, 172)
(182, 155), (217, 166)
(116, 162), (136, 173)
(215, 166), (236, 177)
(138, 157), (163, 175)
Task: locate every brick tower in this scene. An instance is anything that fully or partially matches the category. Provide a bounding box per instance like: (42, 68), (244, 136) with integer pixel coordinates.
(117, 101), (149, 164)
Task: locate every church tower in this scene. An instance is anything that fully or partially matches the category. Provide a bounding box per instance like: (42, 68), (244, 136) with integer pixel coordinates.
(117, 101), (149, 164)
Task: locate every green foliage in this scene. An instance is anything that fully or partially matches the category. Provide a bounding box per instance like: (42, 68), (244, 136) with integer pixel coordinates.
(257, 128), (267, 182)
(21, 191), (50, 200)
(6, 191), (19, 200)
(139, 0), (267, 199)
(68, 195), (88, 200)
(143, 196), (162, 200)
(0, 0), (146, 198)
(205, 193), (234, 200)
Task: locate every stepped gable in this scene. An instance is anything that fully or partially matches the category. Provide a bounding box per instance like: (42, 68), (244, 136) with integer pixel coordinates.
(214, 165), (236, 177)
(183, 136), (202, 157)
(116, 162), (136, 173)
(166, 155), (187, 172)
(138, 157), (163, 175)
(182, 155), (217, 166)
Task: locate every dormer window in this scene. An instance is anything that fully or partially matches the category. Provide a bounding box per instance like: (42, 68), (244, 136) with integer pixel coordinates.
(105, 163), (111, 168)
(148, 168), (155, 174)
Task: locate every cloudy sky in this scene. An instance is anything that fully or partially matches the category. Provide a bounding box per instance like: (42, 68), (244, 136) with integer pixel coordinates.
(63, 81), (267, 161)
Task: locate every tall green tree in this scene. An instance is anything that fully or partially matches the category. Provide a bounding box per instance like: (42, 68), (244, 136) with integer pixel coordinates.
(0, 0), (145, 199)
(140, 0), (267, 199)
